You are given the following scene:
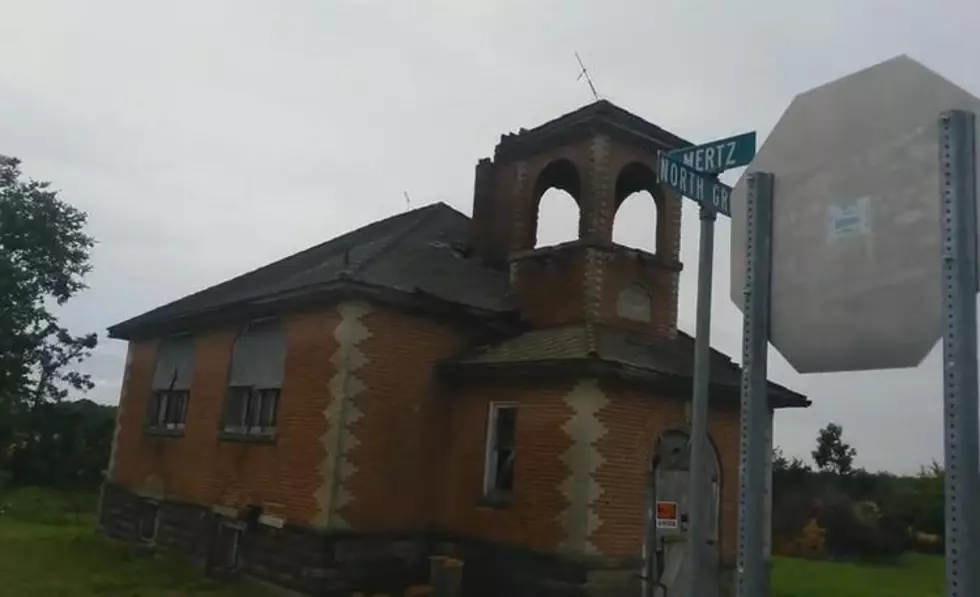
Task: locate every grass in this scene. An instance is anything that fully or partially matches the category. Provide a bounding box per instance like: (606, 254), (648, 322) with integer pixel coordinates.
(772, 553), (945, 597)
(0, 484), (947, 596)
(0, 486), (271, 597)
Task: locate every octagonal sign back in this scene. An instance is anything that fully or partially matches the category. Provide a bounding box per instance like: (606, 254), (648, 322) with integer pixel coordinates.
(730, 55), (980, 374)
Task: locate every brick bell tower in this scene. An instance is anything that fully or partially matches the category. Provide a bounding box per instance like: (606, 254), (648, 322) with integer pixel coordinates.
(444, 102), (790, 597)
(468, 100), (689, 338)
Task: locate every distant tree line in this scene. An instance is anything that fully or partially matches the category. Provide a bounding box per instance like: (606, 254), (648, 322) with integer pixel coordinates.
(773, 422), (945, 560)
(0, 155), (112, 490)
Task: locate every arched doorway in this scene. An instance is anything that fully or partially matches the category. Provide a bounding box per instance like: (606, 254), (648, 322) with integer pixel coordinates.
(642, 428), (721, 597)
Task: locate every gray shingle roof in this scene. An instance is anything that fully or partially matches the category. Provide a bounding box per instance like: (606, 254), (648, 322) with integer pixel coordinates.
(447, 325), (808, 408)
(108, 203), (513, 337)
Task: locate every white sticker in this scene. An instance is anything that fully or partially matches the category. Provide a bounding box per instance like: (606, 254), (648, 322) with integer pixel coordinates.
(827, 197), (871, 243)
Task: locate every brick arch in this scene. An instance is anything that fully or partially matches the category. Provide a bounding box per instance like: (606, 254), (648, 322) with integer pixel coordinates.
(613, 161), (667, 255)
(652, 426), (724, 546)
(653, 427), (723, 482)
(518, 158), (583, 250)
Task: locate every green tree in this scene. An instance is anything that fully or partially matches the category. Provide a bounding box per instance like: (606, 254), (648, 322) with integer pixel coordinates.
(773, 446), (812, 475)
(812, 422), (857, 476)
(881, 461), (945, 538)
(9, 399), (116, 488)
(772, 445), (813, 493)
(0, 155), (98, 474)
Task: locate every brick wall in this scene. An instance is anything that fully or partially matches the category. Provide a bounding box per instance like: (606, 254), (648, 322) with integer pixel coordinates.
(508, 244), (679, 337)
(436, 378), (741, 564)
(111, 309), (339, 524)
(597, 249), (680, 337)
(340, 307), (465, 530)
(111, 338), (202, 499)
(109, 304), (465, 532)
(509, 247), (588, 328)
(591, 383), (741, 562)
(438, 382), (574, 553)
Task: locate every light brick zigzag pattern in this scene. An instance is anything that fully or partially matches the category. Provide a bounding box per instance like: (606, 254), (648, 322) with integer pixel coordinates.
(98, 342), (134, 528)
(582, 248), (603, 354)
(315, 302), (372, 529)
(558, 378), (609, 554)
(512, 160), (529, 254)
(583, 135), (611, 353)
(587, 134), (612, 240)
(106, 343), (134, 482)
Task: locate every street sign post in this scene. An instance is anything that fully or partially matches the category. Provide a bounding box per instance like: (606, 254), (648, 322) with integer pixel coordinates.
(657, 133), (755, 597)
(729, 55), (980, 597)
(657, 153), (733, 216)
(668, 131), (757, 173)
(938, 110), (979, 597)
(737, 172), (775, 597)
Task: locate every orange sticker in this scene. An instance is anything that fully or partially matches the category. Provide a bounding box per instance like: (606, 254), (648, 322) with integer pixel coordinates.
(656, 501), (679, 529)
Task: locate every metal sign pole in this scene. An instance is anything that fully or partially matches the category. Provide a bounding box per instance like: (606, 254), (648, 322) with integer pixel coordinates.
(661, 132), (756, 597)
(687, 205), (717, 597)
(938, 109), (980, 597)
(736, 172), (774, 597)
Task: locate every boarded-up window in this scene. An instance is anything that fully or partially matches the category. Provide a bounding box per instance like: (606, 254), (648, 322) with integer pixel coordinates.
(147, 336), (196, 430)
(137, 500), (159, 542)
(209, 521), (243, 571)
(223, 319), (286, 437)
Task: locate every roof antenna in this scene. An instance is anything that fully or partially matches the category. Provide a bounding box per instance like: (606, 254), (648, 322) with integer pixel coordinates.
(403, 191), (412, 211)
(575, 52), (600, 101)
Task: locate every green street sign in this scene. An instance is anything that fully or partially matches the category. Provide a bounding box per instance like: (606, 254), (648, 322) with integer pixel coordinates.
(657, 153), (733, 217)
(667, 131), (757, 174)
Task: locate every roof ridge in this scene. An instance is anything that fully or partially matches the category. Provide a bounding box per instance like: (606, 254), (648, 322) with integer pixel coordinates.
(262, 201), (453, 276)
(497, 100), (690, 153)
(108, 202), (459, 331)
(342, 202), (449, 277)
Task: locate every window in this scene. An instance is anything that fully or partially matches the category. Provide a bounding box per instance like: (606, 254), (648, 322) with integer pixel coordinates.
(148, 390), (189, 430)
(137, 500), (159, 543)
(222, 319), (286, 439)
(224, 525), (242, 569)
(147, 336), (196, 432)
(223, 386), (279, 436)
(211, 522), (243, 570)
(483, 403), (517, 501)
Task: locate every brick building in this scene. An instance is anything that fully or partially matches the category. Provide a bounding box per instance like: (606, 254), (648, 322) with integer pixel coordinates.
(98, 100), (808, 597)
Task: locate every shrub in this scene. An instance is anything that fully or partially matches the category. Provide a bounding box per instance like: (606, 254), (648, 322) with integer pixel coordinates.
(772, 488), (817, 551)
(798, 518), (826, 557)
(821, 500), (906, 561)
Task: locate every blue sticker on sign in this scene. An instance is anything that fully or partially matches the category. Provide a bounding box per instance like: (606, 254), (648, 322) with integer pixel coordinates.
(827, 197), (871, 243)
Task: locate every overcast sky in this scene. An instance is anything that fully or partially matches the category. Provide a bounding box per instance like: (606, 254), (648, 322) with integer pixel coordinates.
(2, 0), (979, 474)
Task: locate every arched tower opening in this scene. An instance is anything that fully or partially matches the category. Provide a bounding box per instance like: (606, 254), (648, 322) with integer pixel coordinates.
(529, 159), (581, 249)
(613, 161), (664, 255)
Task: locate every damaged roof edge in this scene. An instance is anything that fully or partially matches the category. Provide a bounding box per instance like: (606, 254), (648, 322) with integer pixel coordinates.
(107, 279), (517, 341)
